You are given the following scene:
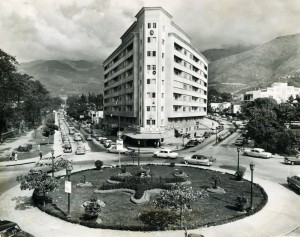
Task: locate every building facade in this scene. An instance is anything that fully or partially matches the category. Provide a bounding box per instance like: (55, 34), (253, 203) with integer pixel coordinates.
(244, 82), (300, 103)
(103, 7), (208, 138)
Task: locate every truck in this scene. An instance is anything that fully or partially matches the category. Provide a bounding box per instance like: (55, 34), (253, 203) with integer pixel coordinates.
(69, 126), (75, 135)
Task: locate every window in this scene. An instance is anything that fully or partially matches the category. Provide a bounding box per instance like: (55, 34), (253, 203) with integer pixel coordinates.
(147, 79), (151, 84)
(162, 93), (164, 98)
(147, 37), (151, 43)
(162, 80), (164, 85)
(147, 106), (150, 111)
(153, 37), (156, 43)
(152, 92), (156, 98)
(162, 39), (165, 45)
(148, 23), (151, 28)
(162, 66), (164, 72)
(152, 65), (156, 70)
(162, 53), (164, 58)
(147, 65), (151, 70)
(152, 79), (156, 84)
(152, 106), (156, 111)
(153, 51), (156, 56)
(161, 106), (164, 111)
(147, 120), (150, 125)
(153, 23), (156, 28)
(147, 51), (151, 56)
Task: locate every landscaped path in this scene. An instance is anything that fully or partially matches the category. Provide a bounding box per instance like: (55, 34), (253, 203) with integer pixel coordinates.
(0, 166), (299, 237)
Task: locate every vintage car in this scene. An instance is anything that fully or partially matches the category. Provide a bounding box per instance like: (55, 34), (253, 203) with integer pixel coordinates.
(194, 136), (205, 143)
(0, 220), (34, 237)
(75, 145), (86, 155)
(235, 137), (244, 146)
(63, 144), (72, 153)
(107, 145), (128, 154)
(86, 135), (93, 141)
(287, 174), (300, 193)
(183, 154), (213, 166)
(242, 148), (272, 158)
(185, 139), (199, 147)
(284, 154), (300, 165)
(153, 149), (178, 159)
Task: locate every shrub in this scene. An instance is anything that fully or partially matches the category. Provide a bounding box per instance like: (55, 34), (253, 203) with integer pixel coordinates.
(84, 198), (101, 220)
(234, 196), (247, 212)
(170, 162), (176, 167)
(121, 167), (126, 173)
(235, 170), (245, 181)
(95, 160), (104, 170)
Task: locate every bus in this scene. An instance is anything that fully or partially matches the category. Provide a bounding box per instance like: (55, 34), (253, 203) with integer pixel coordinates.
(69, 126), (75, 135)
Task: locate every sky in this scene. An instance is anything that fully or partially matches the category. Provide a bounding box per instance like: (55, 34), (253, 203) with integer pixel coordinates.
(0, 0), (300, 62)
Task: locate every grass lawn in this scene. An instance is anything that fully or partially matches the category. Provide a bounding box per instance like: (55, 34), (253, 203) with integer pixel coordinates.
(40, 165), (267, 231)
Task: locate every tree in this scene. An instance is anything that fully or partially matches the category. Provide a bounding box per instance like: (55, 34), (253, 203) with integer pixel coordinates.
(154, 184), (208, 228)
(17, 171), (59, 206)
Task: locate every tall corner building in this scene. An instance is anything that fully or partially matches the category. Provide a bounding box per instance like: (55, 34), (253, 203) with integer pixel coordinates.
(103, 7), (208, 142)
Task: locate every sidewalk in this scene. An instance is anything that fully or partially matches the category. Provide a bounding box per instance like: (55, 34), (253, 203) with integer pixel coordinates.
(0, 166), (300, 237)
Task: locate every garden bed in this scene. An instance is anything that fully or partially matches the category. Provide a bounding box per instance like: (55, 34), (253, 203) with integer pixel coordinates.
(35, 165), (268, 231)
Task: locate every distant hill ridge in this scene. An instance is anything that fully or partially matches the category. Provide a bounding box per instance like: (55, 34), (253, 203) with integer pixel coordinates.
(205, 33), (300, 94)
(19, 60), (104, 96)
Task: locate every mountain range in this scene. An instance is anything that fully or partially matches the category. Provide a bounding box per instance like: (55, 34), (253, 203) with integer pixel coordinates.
(18, 33), (300, 97)
(204, 33), (300, 94)
(18, 60), (104, 97)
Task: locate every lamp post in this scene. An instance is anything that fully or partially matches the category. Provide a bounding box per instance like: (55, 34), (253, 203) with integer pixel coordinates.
(250, 162), (255, 210)
(215, 126), (219, 144)
(137, 140), (140, 166)
(66, 163), (73, 218)
(51, 149), (54, 178)
(237, 147), (241, 173)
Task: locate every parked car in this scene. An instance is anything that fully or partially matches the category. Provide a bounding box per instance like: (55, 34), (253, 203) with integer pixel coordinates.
(100, 138), (108, 144)
(63, 144), (72, 153)
(203, 131), (211, 138)
(104, 139), (113, 148)
(242, 148), (272, 158)
(107, 145), (129, 154)
(30, 158), (64, 173)
(62, 141), (70, 148)
(74, 135), (82, 141)
(185, 139), (199, 147)
(86, 135), (93, 141)
(284, 154), (300, 165)
(91, 132), (99, 138)
(96, 136), (107, 142)
(76, 146), (86, 155)
(235, 137), (244, 146)
(183, 154), (212, 166)
(0, 220), (34, 237)
(153, 149), (178, 159)
(287, 174), (300, 193)
(194, 136), (205, 143)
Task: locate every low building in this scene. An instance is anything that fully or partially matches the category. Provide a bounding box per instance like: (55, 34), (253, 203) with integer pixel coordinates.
(244, 82), (300, 103)
(89, 111), (103, 124)
(210, 102), (231, 112)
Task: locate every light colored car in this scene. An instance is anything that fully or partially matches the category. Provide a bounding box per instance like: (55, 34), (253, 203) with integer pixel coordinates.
(242, 148), (272, 158)
(107, 145), (129, 154)
(153, 149), (178, 159)
(104, 140), (113, 148)
(287, 174), (300, 193)
(76, 146), (86, 155)
(184, 154), (212, 166)
(74, 135), (82, 141)
(194, 136), (205, 143)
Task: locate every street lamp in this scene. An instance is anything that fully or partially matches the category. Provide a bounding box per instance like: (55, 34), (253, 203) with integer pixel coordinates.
(250, 162), (255, 210)
(137, 140), (140, 167)
(237, 147), (241, 173)
(66, 163), (73, 218)
(215, 126), (219, 144)
(51, 149), (55, 178)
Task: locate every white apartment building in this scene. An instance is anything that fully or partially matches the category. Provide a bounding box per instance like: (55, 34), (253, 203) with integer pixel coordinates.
(103, 7), (208, 141)
(244, 83), (300, 103)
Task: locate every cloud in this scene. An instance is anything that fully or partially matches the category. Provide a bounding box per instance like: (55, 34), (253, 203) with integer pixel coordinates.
(0, 0), (299, 62)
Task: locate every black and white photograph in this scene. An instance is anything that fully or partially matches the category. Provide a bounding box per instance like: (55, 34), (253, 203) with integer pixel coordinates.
(1, 0), (300, 236)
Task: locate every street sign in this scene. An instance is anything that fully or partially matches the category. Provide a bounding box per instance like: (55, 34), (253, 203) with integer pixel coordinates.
(65, 181), (72, 193)
(116, 139), (123, 150)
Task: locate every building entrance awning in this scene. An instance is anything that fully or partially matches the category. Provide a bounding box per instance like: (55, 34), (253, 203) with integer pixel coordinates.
(125, 132), (164, 140)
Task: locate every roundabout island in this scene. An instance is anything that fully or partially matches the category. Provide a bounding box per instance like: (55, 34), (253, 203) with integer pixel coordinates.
(33, 164), (268, 232)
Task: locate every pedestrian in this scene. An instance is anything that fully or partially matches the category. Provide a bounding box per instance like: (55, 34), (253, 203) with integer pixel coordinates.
(39, 151), (43, 159)
(14, 151), (18, 161)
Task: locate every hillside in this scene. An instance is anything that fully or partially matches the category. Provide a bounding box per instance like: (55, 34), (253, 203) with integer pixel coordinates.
(202, 44), (256, 62)
(208, 33), (300, 94)
(18, 60), (104, 96)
